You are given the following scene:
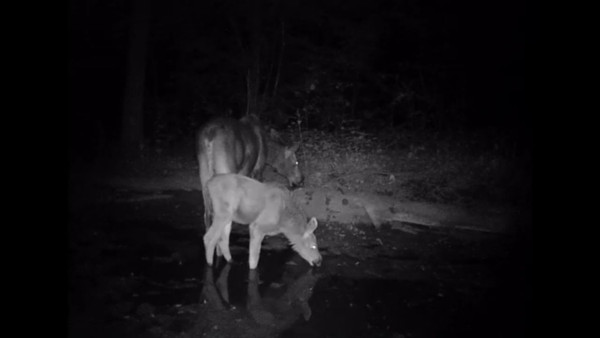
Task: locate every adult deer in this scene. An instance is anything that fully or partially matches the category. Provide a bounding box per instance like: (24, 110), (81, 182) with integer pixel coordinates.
(196, 115), (303, 232)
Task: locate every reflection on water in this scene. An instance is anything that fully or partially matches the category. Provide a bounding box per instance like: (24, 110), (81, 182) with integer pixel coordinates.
(195, 261), (320, 337)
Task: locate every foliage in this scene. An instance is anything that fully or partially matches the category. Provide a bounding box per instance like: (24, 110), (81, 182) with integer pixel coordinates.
(294, 125), (531, 208)
(138, 0), (522, 141)
(70, 0), (531, 210)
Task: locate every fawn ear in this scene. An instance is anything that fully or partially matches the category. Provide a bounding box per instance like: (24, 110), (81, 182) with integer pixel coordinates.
(306, 217), (318, 233)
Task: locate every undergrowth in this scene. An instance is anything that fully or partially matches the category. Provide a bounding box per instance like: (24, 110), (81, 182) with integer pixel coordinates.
(293, 126), (531, 208)
(72, 122), (531, 210)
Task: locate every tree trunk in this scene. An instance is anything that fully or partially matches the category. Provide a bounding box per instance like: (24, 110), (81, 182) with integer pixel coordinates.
(246, 0), (261, 117)
(272, 20), (285, 97)
(121, 0), (151, 156)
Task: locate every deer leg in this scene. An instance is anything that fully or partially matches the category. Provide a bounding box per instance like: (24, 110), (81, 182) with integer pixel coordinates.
(203, 216), (230, 266)
(248, 223), (265, 269)
(201, 189), (213, 238)
(217, 221), (233, 262)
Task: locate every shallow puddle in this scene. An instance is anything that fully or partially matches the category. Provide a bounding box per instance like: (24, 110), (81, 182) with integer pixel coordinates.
(69, 190), (530, 338)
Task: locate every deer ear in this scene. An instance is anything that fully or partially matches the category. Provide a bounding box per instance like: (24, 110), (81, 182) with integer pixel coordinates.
(285, 143), (300, 159)
(306, 217), (318, 233)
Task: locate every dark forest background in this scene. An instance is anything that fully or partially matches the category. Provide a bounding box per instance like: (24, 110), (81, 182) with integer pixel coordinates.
(68, 0), (534, 165)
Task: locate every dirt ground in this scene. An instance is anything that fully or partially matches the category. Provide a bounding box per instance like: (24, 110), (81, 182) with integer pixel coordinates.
(68, 172), (532, 338)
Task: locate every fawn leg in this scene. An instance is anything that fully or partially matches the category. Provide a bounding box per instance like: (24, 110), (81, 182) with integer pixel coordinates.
(248, 223), (265, 269)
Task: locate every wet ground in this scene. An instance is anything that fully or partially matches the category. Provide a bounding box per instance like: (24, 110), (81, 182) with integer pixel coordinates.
(68, 187), (531, 338)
